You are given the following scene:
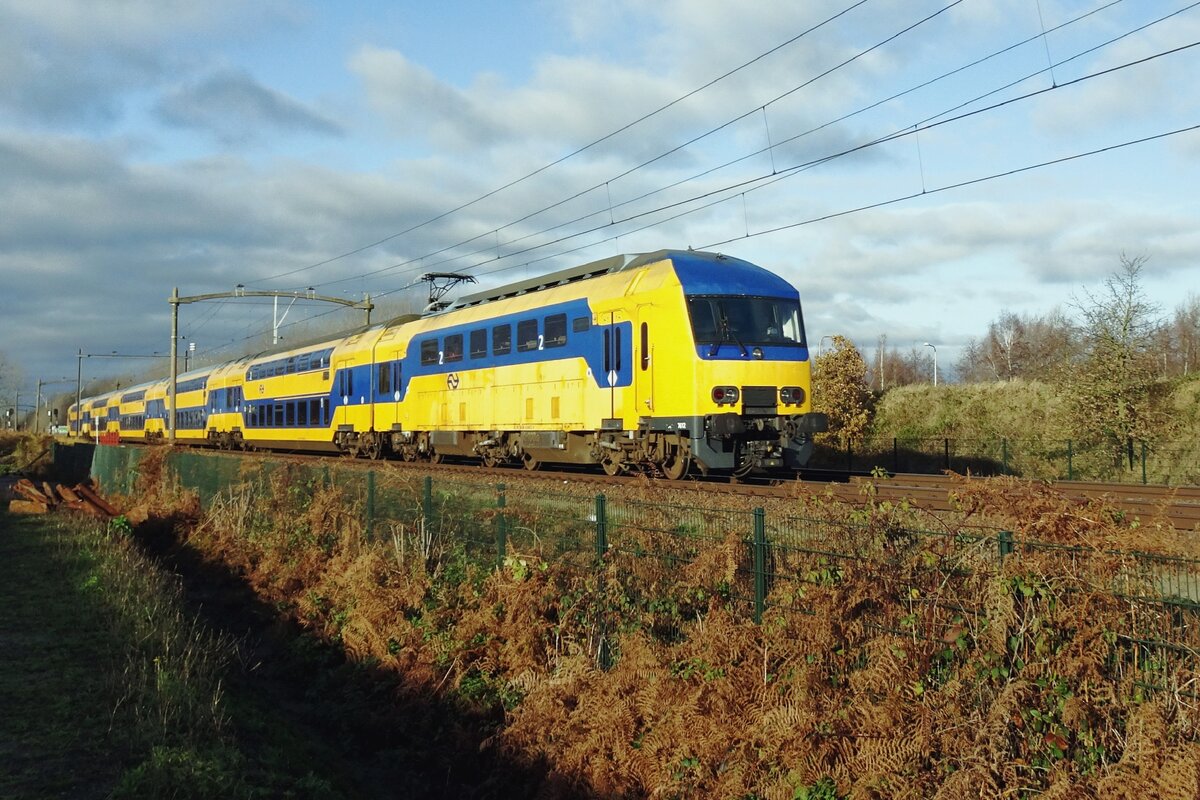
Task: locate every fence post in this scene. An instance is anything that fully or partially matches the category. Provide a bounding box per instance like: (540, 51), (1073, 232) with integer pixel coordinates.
(998, 530), (1014, 561)
(893, 437), (899, 474)
(495, 483), (507, 570)
(1127, 437), (1134, 471)
(1141, 440), (1147, 485)
(422, 475), (433, 537)
(1002, 438), (1009, 476)
(595, 494), (607, 558)
(944, 438), (950, 472)
(594, 494), (611, 669)
(365, 469), (375, 542)
(1067, 440), (1074, 481)
(753, 508), (767, 625)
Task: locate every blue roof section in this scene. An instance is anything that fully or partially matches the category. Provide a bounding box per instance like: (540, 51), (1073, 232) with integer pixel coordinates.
(448, 249), (799, 311)
(661, 250), (799, 299)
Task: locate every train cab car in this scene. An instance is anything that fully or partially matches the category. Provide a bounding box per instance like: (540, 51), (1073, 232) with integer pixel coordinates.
(379, 249), (826, 477)
(67, 403), (79, 437)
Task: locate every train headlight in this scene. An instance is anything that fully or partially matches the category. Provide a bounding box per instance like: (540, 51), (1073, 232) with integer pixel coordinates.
(712, 386), (740, 405)
(779, 386), (805, 405)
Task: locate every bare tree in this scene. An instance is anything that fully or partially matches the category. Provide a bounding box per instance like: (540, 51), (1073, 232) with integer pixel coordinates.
(957, 308), (1078, 383)
(1168, 294), (1200, 376)
(1064, 253), (1164, 452)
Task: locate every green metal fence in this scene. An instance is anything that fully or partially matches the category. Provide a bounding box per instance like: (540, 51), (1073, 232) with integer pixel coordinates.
(87, 446), (1200, 690)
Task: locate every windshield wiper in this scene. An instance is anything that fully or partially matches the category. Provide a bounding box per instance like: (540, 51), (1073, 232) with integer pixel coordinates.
(708, 309), (748, 357)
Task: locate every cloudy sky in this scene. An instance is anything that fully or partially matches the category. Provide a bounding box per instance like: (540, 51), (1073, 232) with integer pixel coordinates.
(2, 0), (1198, 407)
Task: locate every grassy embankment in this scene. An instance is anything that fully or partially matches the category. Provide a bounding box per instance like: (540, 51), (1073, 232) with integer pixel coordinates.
(0, 505), (364, 799)
(863, 374), (1200, 483)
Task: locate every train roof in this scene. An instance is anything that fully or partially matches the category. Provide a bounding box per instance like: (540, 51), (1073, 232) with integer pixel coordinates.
(446, 249), (795, 311)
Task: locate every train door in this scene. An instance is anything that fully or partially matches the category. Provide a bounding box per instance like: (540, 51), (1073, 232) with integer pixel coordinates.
(376, 349), (403, 430)
(634, 304), (656, 416)
(602, 312), (624, 425)
(336, 358), (354, 428)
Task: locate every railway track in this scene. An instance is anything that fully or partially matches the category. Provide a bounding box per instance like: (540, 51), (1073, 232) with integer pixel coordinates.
(102, 442), (1200, 532)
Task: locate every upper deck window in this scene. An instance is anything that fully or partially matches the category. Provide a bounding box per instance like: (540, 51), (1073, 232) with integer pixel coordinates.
(470, 329), (487, 359)
(492, 325), (511, 356)
(686, 295), (806, 349)
(420, 339), (439, 366)
(517, 319), (539, 352)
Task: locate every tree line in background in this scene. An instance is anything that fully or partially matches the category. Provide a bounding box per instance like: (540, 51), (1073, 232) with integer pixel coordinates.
(814, 254), (1199, 464)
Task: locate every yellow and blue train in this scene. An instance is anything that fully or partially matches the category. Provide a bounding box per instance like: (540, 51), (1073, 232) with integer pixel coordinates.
(70, 249), (827, 477)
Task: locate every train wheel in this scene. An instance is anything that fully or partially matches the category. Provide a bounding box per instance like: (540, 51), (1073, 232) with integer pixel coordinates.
(522, 452), (540, 471)
(362, 434), (383, 460)
(661, 450), (691, 480)
(601, 456), (623, 476)
(429, 452), (444, 464)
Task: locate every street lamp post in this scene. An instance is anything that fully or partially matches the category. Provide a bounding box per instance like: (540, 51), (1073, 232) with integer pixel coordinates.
(924, 342), (938, 386)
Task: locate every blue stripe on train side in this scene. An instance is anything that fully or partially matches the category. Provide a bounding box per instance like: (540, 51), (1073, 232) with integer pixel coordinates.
(404, 299), (633, 389)
(330, 299), (636, 418)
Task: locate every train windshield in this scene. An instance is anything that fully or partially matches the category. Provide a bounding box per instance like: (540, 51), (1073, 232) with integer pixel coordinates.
(686, 295), (806, 349)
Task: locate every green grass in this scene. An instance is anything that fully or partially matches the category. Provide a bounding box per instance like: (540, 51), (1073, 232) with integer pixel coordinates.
(0, 513), (129, 799)
(0, 510), (353, 799)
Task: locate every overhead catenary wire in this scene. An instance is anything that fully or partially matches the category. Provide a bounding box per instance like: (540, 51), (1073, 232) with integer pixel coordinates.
(310, 0), (976, 293)
(310, 0), (1139, 294)
(249, 0), (878, 287)
(316, 15), (1198, 298)
(200, 9), (1198, 356)
(237, 113), (1197, 359)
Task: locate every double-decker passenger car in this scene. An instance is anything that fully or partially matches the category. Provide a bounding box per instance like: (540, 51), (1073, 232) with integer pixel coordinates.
(75, 249), (826, 478)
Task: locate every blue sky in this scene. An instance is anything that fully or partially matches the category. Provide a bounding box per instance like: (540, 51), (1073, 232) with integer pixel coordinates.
(1, 0), (1198, 407)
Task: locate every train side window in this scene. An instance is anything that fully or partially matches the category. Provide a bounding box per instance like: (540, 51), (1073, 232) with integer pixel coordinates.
(470, 329), (487, 359)
(572, 316), (590, 333)
(286, 402), (295, 427)
(420, 339), (439, 366)
(378, 363), (391, 395)
(492, 325), (511, 356)
(517, 319), (539, 352)
(640, 322), (649, 371)
(298, 401), (308, 426)
(545, 314), (567, 348)
(274, 404), (284, 427)
(604, 329), (611, 373)
(444, 334), (463, 363)
(615, 327), (622, 371)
